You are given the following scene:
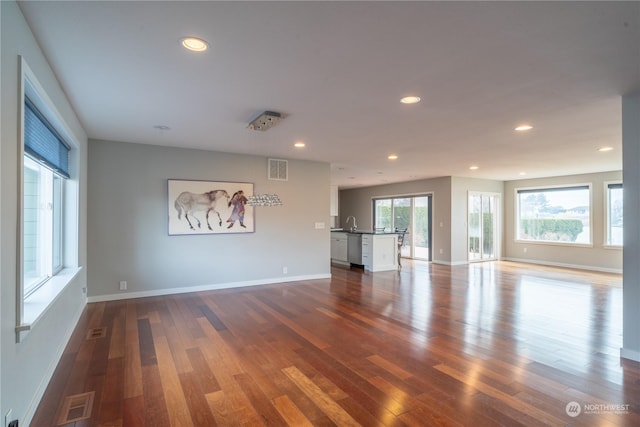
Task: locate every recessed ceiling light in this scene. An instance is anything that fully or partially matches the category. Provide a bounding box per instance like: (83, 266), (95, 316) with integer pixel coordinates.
(388, 154), (399, 160)
(598, 146), (614, 152)
(294, 142), (305, 148)
(400, 96), (421, 104)
(519, 172), (527, 176)
(180, 37), (208, 52)
(469, 165), (479, 170)
(515, 124), (533, 131)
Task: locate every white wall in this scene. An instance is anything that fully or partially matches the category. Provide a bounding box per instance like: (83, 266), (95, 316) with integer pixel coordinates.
(87, 140), (331, 300)
(622, 92), (640, 361)
(1, 2), (88, 424)
(503, 171), (623, 272)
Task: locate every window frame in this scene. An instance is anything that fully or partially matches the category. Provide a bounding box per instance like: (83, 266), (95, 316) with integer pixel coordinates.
(373, 198), (393, 230)
(22, 155), (65, 297)
(17, 56), (82, 342)
(604, 181), (623, 248)
(372, 193), (433, 261)
(514, 184), (593, 247)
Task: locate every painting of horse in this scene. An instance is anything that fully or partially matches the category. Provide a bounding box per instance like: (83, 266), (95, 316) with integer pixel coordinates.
(174, 189), (230, 230)
(167, 180), (254, 235)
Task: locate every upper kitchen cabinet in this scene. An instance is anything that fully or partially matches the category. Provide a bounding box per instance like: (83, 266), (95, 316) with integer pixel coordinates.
(330, 185), (339, 216)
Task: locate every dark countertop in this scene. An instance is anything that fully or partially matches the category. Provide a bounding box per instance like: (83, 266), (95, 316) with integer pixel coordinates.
(331, 229), (399, 235)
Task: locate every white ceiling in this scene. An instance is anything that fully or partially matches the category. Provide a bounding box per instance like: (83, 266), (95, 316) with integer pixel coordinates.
(18, 1), (639, 189)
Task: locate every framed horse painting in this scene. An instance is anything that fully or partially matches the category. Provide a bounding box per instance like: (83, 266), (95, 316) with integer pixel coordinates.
(167, 179), (254, 235)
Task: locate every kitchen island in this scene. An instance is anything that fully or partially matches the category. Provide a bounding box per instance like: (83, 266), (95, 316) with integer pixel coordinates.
(331, 230), (398, 272)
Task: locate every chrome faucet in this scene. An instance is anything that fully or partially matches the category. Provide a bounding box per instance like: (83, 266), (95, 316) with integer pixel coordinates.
(346, 215), (357, 232)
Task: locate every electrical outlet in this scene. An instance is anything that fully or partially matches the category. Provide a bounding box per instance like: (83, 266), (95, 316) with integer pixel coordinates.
(119, 281), (127, 290)
(5, 410), (17, 427)
(523, 247), (528, 253)
(283, 267), (288, 274)
(439, 249), (443, 254)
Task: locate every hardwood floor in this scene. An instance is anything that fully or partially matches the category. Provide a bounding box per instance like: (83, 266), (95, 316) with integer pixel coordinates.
(32, 261), (640, 426)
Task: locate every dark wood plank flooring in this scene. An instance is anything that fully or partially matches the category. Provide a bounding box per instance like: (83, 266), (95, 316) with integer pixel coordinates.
(32, 261), (640, 426)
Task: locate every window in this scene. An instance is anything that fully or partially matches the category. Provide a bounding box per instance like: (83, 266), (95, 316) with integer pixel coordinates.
(374, 199), (392, 229)
(17, 57), (80, 341)
(606, 182), (623, 247)
(373, 195), (432, 260)
(23, 157), (64, 295)
(516, 185), (591, 245)
(468, 192), (500, 261)
(23, 98), (69, 297)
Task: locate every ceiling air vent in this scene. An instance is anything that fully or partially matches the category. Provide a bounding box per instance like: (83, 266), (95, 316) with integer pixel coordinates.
(268, 158), (288, 181)
(247, 111), (284, 131)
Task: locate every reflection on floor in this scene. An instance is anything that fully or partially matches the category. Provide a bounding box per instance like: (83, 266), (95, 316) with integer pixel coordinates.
(33, 260), (639, 426)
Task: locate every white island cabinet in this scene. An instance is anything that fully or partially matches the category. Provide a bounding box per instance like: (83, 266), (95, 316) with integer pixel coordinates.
(362, 233), (398, 272)
(330, 232), (349, 265)
(331, 231), (398, 271)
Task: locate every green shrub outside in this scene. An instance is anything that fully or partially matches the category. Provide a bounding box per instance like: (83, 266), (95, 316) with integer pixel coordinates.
(520, 218), (583, 242)
(469, 213), (494, 253)
(375, 205), (429, 246)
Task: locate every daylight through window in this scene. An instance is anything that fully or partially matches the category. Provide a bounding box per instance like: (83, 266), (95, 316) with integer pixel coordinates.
(516, 186), (591, 245)
(23, 97), (69, 297)
(606, 183), (623, 246)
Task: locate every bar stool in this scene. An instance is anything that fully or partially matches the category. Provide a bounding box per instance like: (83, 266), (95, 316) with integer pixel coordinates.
(395, 227), (407, 269)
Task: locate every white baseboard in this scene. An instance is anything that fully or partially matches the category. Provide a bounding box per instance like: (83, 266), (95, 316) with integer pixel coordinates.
(431, 260), (468, 266)
(621, 347), (640, 363)
(502, 257), (622, 274)
(87, 274), (331, 303)
(23, 296), (87, 426)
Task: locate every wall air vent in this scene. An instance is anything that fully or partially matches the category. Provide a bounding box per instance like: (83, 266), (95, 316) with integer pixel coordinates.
(268, 158), (288, 181)
(247, 111), (284, 131)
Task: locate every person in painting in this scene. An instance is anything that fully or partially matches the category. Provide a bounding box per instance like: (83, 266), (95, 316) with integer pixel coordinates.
(227, 190), (248, 228)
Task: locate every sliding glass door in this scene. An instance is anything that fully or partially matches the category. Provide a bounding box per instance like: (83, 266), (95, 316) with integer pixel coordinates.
(468, 192), (500, 261)
(413, 196), (431, 260)
(374, 194), (432, 261)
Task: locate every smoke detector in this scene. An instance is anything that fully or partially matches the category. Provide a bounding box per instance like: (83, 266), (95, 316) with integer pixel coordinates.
(247, 111), (284, 131)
